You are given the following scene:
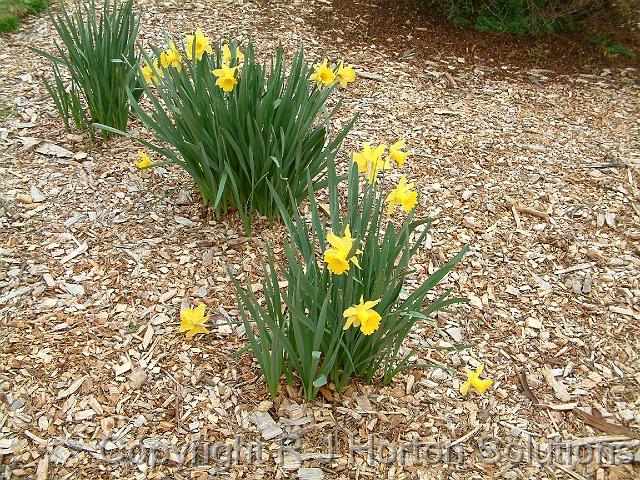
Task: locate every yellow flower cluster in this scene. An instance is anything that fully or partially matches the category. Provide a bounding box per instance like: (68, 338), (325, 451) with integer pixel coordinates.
(140, 28), (246, 93)
(320, 139), (419, 335)
(352, 140), (410, 184)
(141, 32), (359, 97)
(321, 226), (379, 335)
(351, 139), (417, 213)
(353, 142), (390, 183)
(309, 58), (356, 88)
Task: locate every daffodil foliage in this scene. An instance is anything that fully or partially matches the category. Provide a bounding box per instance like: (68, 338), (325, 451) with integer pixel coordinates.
(232, 156), (468, 401)
(34, 0), (141, 137)
(103, 38), (355, 232)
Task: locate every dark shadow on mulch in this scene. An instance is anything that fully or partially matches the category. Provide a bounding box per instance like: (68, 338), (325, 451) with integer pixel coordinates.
(303, 0), (640, 78)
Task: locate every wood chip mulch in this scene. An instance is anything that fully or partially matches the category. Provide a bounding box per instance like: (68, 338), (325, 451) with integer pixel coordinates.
(0, 0), (639, 478)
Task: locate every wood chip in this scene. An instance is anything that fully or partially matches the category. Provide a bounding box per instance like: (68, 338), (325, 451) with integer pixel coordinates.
(56, 376), (86, 400)
(59, 243), (88, 265)
(114, 361), (132, 377)
(297, 468), (325, 480)
(36, 455), (49, 480)
(251, 411), (283, 440)
(542, 368), (571, 402)
(35, 142), (74, 158)
(142, 324), (154, 349)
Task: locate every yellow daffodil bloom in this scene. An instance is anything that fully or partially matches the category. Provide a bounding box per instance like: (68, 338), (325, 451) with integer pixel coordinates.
(135, 151), (154, 169)
(186, 28), (213, 61)
(343, 297), (382, 335)
(388, 139), (409, 167)
(352, 142), (391, 183)
(385, 176), (418, 214)
(179, 303), (210, 338)
(336, 61), (356, 87)
(212, 64), (238, 92)
(160, 41), (182, 71)
(141, 58), (164, 85)
(323, 225), (361, 275)
(309, 58), (336, 87)
(352, 142), (385, 173)
(460, 364), (493, 395)
(222, 44), (245, 64)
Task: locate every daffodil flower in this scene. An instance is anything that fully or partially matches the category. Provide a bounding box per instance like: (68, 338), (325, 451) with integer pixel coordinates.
(212, 64), (238, 92)
(323, 225), (361, 275)
(179, 304), (210, 338)
(222, 44), (245, 64)
(336, 61), (356, 87)
(186, 28), (213, 61)
(388, 139), (409, 167)
(309, 58), (336, 87)
(352, 142), (390, 183)
(160, 41), (182, 71)
(135, 150), (154, 169)
(141, 58), (164, 85)
(460, 364), (493, 395)
(385, 176), (418, 214)
(343, 297), (382, 335)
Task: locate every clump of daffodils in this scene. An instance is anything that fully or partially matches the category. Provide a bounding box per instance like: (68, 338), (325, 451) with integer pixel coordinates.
(233, 142), (467, 401)
(128, 33), (357, 234)
(320, 139), (417, 338)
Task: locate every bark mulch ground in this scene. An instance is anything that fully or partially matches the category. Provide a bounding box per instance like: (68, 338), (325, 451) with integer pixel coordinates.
(0, 0), (639, 478)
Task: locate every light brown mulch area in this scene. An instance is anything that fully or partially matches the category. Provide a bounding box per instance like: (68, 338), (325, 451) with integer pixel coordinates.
(1, 0), (639, 478)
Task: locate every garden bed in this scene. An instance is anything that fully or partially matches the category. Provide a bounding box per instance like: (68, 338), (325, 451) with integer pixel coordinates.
(0, 0), (639, 478)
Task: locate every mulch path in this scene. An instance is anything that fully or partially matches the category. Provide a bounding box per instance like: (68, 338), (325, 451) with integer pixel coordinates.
(0, 0), (639, 478)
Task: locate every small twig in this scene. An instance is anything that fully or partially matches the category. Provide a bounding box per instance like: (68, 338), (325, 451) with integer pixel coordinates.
(450, 426), (481, 446)
(584, 160), (628, 169)
(516, 206), (550, 221)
